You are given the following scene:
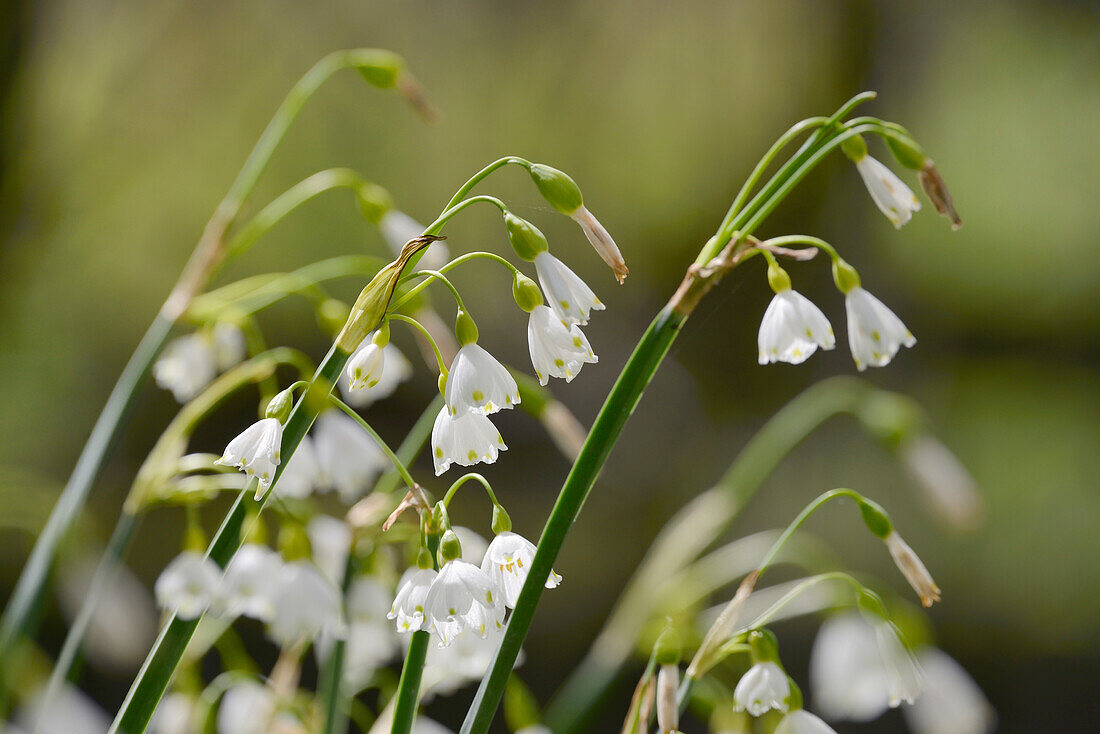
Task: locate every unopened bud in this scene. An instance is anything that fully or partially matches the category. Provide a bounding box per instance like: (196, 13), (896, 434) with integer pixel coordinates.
(841, 133), (869, 162)
(512, 272), (544, 312)
(528, 163), (584, 215)
(438, 529), (462, 564)
(491, 504), (512, 534)
(264, 386), (295, 423)
(832, 257), (861, 293)
(656, 663), (679, 734)
(455, 310), (479, 346)
(919, 160), (962, 230)
(856, 496), (894, 539)
(336, 238), (430, 353)
(354, 50), (404, 90)
(748, 628), (781, 664)
(766, 262), (792, 293)
(884, 129), (927, 171)
(416, 544), (434, 570)
(654, 624), (682, 665)
(504, 212), (549, 262)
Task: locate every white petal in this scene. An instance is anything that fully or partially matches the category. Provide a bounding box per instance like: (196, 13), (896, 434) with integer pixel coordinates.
(338, 338), (413, 408)
(154, 551), (221, 620)
(533, 251), (604, 325)
(431, 408), (507, 476)
(775, 710), (838, 734)
(810, 613), (890, 722)
(758, 290), (835, 365)
(214, 418), (283, 494)
(903, 648), (995, 734)
(445, 343), (520, 415)
(312, 411), (388, 502)
(855, 156), (921, 228)
(153, 333), (218, 403)
(844, 288), (916, 371)
(528, 305), (598, 385)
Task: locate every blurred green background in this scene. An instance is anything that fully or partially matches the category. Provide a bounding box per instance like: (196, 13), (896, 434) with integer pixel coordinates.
(1, 0), (1097, 732)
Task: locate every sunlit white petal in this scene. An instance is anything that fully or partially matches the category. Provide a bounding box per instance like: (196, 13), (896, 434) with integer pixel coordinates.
(445, 344), (520, 415)
(844, 287), (916, 371)
(757, 290), (836, 365)
(431, 407), (507, 476)
(481, 531), (561, 609)
(389, 568), (437, 633)
(855, 155), (921, 228)
(423, 560), (500, 647)
(775, 710), (839, 734)
(527, 305), (598, 385)
(533, 251), (604, 325)
(733, 661), (791, 716)
(214, 418), (283, 496)
(571, 205), (628, 283)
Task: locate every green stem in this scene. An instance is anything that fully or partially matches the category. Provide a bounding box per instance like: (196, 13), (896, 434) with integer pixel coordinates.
(0, 313), (172, 678)
(423, 195), (508, 236)
(442, 473), (499, 509)
(391, 631), (430, 734)
(328, 396), (418, 488)
(387, 314), (448, 375)
(109, 346), (351, 734)
(443, 157), (531, 212)
(319, 554), (356, 734)
(741, 571), (864, 632)
(389, 252), (519, 313)
(755, 489), (867, 576)
(396, 270), (467, 312)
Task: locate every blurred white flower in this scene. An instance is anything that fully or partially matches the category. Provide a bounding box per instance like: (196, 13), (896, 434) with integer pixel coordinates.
(379, 209), (450, 270)
(389, 568), (438, 633)
(149, 693), (197, 734)
(757, 290), (835, 365)
(215, 418), (283, 497)
(218, 544), (282, 622)
(421, 621), (515, 697)
(312, 411), (388, 502)
(873, 621), (923, 707)
(527, 305), (598, 385)
(854, 155), (921, 228)
(844, 287), (916, 371)
(900, 435), (984, 531)
(481, 531), (561, 609)
(733, 661), (791, 716)
(267, 562), (344, 646)
(430, 407), (507, 476)
(445, 344), (520, 416)
(13, 684), (110, 734)
(338, 339), (413, 408)
(217, 682), (274, 734)
(534, 251), (604, 325)
(571, 206), (628, 284)
(273, 436), (320, 500)
(153, 333), (217, 403)
(423, 560), (500, 646)
(903, 648), (995, 734)
(775, 710), (838, 734)
(307, 515), (351, 586)
(154, 551), (221, 620)
(211, 322), (246, 371)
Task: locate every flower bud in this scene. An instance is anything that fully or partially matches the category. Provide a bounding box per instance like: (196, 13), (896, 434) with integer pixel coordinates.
(354, 50), (404, 90)
(438, 529), (462, 564)
(264, 386), (296, 423)
(766, 262), (792, 294)
(416, 544), (434, 570)
(437, 372), (448, 397)
(884, 531), (941, 607)
(336, 237), (431, 353)
(356, 181), (394, 224)
(455, 309), (479, 346)
(512, 272), (544, 312)
(831, 257), (861, 294)
(857, 496), (894, 539)
(748, 628), (781, 665)
(491, 504), (512, 534)
(528, 163), (584, 215)
(856, 587), (889, 621)
(884, 130), (927, 171)
(841, 132), (869, 162)
(504, 212), (549, 261)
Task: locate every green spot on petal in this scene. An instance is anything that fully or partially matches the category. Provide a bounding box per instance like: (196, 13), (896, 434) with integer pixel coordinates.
(467, 450), (477, 461)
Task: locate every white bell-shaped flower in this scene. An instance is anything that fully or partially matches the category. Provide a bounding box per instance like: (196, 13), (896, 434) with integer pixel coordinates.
(855, 155), (921, 228)
(312, 410), (388, 502)
(775, 710), (839, 734)
(570, 206), (628, 284)
(339, 339), (413, 408)
(379, 209), (450, 270)
(216, 682), (275, 734)
(211, 322), (247, 371)
(153, 333), (218, 403)
(527, 305), (598, 385)
(533, 251), (604, 325)
(445, 343), (520, 416)
(431, 407), (507, 476)
(149, 692), (197, 734)
(734, 661), (792, 716)
(273, 436), (320, 500)
(345, 342), (385, 392)
(267, 561), (344, 646)
(481, 531), (561, 609)
(214, 418), (283, 496)
(903, 648), (994, 734)
(757, 290), (835, 365)
(307, 515), (351, 586)
(154, 551), (221, 620)
(389, 568), (438, 633)
(873, 620), (924, 707)
(218, 543), (282, 622)
(844, 287), (916, 371)
(810, 613), (892, 722)
(423, 559), (501, 647)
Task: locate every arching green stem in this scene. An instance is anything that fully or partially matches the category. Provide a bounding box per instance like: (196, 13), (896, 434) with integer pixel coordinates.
(387, 314), (449, 375)
(328, 396), (418, 489)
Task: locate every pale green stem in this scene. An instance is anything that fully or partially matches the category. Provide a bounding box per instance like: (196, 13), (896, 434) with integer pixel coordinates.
(755, 488), (868, 576)
(328, 397), (418, 489)
(387, 314), (448, 375)
(442, 473), (500, 509)
(443, 157), (532, 211)
(396, 270), (467, 312)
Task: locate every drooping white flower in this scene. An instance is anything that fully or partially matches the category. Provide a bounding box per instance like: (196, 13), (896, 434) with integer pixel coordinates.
(214, 418), (283, 497)
(844, 287), (916, 371)
(338, 338), (413, 408)
(14, 683), (111, 734)
(211, 322), (247, 371)
(312, 410), (388, 502)
(883, 530), (941, 608)
(153, 333), (218, 403)
(218, 543), (282, 622)
(481, 531), (561, 609)
(733, 661), (792, 716)
(216, 682), (275, 734)
(423, 559), (500, 646)
(527, 305), (598, 385)
(273, 436), (320, 500)
(570, 206), (629, 284)
(810, 613), (892, 722)
(379, 209), (450, 270)
(757, 289), (836, 365)
(154, 551), (221, 620)
(431, 406), (507, 476)
(445, 343), (520, 416)
(854, 155), (921, 228)
(903, 648), (995, 734)
(149, 692), (197, 734)
(345, 342), (385, 392)
(533, 251), (604, 325)
(452, 526), (490, 566)
(307, 515), (351, 586)
(389, 568), (438, 633)
(873, 621), (923, 707)
(331, 577), (400, 691)
(775, 710), (839, 734)
(900, 435), (984, 531)
(267, 561), (344, 646)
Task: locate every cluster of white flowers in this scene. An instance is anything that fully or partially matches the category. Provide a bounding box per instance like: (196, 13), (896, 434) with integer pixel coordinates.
(153, 322), (246, 403)
(389, 529), (559, 648)
(154, 543), (343, 646)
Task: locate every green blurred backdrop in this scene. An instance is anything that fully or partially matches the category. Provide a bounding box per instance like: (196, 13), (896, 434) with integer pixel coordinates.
(0, 0), (1097, 732)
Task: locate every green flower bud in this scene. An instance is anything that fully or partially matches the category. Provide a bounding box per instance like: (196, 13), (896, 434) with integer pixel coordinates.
(372, 322), (391, 348)
(857, 496), (894, 539)
(416, 544), (434, 570)
(437, 372), (448, 398)
(317, 299), (351, 338)
(512, 272), (544, 312)
(356, 182), (394, 224)
(455, 309), (479, 346)
(438, 529), (462, 564)
(491, 504), (512, 534)
(354, 50), (404, 90)
(528, 163), (584, 215)
(885, 131), (927, 171)
(748, 628), (780, 665)
(278, 522), (312, 562)
(504, 212), (549, 262)
(653, 624), (683, 665)
(336, 238), (429, 353)
(264, 386), (296, 423)
(786, 679), (804, 711)
(766, 262), (792, 294)
(841, 133), (869, 163)
(831, 257), (861, 293)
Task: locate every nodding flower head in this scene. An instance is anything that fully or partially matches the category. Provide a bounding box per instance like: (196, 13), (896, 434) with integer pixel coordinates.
(444, 343), (520, 416)
(534, 251), (604, 326)
(214, 418), (284, 498)
(481, 531), (561, 609)
(527, 305), (598, 385)
(844, 288), (916, 371)
(430, 406), (507, 476)
(758, 289), (836, 365)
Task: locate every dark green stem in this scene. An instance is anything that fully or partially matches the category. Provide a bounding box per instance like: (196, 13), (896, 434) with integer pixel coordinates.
(391, 631), (430, 734)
